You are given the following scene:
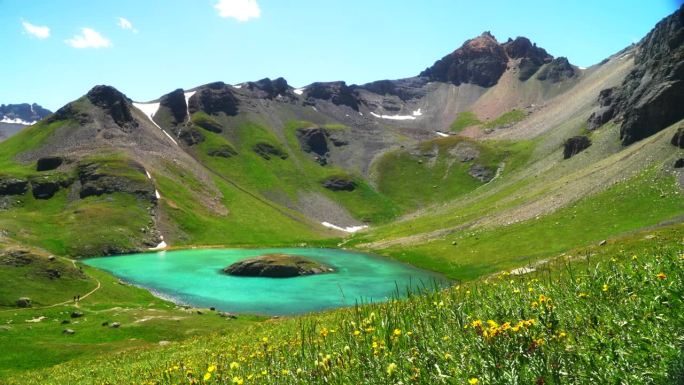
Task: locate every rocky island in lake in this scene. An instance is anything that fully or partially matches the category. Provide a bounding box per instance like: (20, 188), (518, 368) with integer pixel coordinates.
(223, 254), (334, 278)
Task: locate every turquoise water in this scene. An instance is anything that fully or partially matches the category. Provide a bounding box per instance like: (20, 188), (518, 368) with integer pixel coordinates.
(84, 248), (447, 315)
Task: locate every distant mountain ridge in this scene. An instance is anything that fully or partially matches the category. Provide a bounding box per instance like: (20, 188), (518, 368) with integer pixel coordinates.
(0, 103), (51, 141)
(0, 103), (51, 125)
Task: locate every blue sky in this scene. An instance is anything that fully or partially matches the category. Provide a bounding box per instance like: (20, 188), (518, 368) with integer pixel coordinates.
(1, 0), (680, 111)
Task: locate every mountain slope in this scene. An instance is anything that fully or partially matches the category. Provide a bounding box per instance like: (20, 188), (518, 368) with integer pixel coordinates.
(0, 103), (51, 141)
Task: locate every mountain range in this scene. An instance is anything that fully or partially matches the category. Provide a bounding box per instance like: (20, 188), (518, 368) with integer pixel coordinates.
(1, 5), (683, 383)
(0, 6), (681, 260)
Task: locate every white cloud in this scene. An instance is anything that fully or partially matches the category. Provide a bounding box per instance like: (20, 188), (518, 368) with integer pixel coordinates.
(21, 20), (50, 39)
(117, 17), (137, 33)
(214, 0), (261, 22)
(65, 28), (112, 49)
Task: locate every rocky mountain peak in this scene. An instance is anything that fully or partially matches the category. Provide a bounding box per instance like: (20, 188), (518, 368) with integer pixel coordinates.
(159, 88), (188, 125)
(86, 85), (138, 130)
(188, 82), (239, 116)
(245, 77), (290, 99)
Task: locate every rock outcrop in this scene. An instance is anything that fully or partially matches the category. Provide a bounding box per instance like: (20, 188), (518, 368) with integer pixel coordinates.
(322, 175), (356, 191)
(563, 136), (592, 159)
(502, 37), (553, 80)
(304, 82), (359, 111)
(77, 161), (155, 201)
(208, 145), (238, 158)
(420, 32), (508, 87)
(296, 127), (329, 165)
(29, 174), (72, 199)
(188, 82), (239, 116)
(588, 5), (684, 145)
(159, 88), (188, 125)
(535, 57), (577, 83)
(252, 143), (288, 160)
(0, 177), (29, 196)
(468, 164), (494, 182)
(245, 77), (290, 99)
(179, 127), (205, 146)
(223, 254), (333, 278)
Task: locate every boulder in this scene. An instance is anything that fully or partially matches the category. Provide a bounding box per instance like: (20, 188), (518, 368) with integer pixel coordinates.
(16, 297), (31, 308)
(468, 164), (494, 182)
(110, 322), (121, 328)
(0, 177), (28, 196)
(672, 126), (684, 148)
(71, 311), (84, 318)
(563, 136), (592, 159)
(224, 254), (334, 278)
(322, 176), (357, 191)
(674, 158), (684, 168)
(252, 143), (288, 160)
(63, 329), (75, 335)
(36, 156), (64, 171)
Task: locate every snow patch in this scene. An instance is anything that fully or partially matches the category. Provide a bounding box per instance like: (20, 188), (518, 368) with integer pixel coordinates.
(293, 88), (304, 95)
(435, 131), (449, 138)
(0, 117), (35, 125)
(232, 84), (243, 89)
(183, 91), (196, 121)
(311, 106), (318, 112)
(149, 235), (168, 251)
(134, 102), (179, 146)
(145, 170), (152, 179)
(370, 111), (416, 121)
(155, 189), (161, 200)
(132, 102), (161, 128)
(321, 222), (368, 233)
(412, 108), (423, 116)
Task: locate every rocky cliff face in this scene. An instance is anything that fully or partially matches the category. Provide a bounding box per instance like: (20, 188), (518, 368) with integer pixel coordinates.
(588, 5), (684, 145)
(188, 82), (239, 116)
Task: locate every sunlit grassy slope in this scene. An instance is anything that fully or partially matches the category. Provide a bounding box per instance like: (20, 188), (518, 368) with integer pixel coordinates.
(12, 225), (683, 384)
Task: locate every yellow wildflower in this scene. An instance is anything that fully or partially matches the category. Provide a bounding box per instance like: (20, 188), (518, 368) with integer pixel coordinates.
(387, 362), (398, 376)
(232, 377), (244, 385)
(230, 362), (239, 370)
(393, 328), (402, 337)
(203, 372), (211, 381)
(656, 272), (667, 280)
(602, 284), (608, 292)
(469, 378), (479, 384)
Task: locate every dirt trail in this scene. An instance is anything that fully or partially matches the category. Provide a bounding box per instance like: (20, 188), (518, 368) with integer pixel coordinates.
(0, 259), (101, 313)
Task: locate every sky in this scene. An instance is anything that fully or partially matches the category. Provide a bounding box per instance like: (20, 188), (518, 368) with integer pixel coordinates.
(1, 0), (681, 111)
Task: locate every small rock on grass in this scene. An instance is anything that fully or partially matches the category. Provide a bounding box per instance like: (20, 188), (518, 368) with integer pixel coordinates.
(63, 329), (75, 335)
